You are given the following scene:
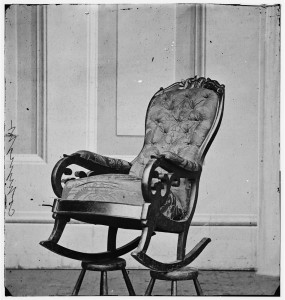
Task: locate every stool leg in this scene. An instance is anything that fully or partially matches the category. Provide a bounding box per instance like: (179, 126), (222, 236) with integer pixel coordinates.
(72, 268), (86, 296)
(121, 268), (136, 296)
(193, 277), (204, 296)
(100, 271), (108, 296)
(145, 278), (156, 296)
(171, 281), (177, 296)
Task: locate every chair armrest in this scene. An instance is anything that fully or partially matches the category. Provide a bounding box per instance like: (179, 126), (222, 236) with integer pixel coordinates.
(70, 150), (131, 174)
(51, 150), (131, 198)
(152, 151), (201, 172)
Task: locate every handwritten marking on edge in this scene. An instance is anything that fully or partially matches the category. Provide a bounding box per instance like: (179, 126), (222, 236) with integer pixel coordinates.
(5, 120), (16, 216)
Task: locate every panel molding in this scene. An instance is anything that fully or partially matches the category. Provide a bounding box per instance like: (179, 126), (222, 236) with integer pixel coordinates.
(12, 154), (46, 164)
(36, 5), (48, 162)
(194, 4), (206, 77)
(13, 5), (19, 135)
(4, 5), (18, 134)
(175, 3), (194, 80)
(175, 3), (206, 81)
(85, 5), (98, 152)
(6, 210), (257, 226)
(256, 5), (280, 276)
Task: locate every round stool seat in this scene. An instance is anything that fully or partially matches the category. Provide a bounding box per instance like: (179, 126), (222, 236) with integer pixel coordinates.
(73, 257), (135, 296)
(82, 257), (126, 271)
(150, 267), (198, 281)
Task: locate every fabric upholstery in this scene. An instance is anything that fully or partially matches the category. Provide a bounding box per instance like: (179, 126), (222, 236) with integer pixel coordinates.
(129, 88), (219, 178)
(62, 174), (185, 220)
(72, 150), (131, 173)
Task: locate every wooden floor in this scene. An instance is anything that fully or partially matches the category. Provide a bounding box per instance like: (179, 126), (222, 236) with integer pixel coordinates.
(5, 269), (279, 296)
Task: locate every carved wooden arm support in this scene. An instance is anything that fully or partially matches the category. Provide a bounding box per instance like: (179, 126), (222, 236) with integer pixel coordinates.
(141, 157), (201, 206)
(51, 150), (132, 198)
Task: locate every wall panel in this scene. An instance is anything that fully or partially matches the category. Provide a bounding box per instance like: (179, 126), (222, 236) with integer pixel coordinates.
(5, 5), (46, 158)
(97, 5), (144, 156)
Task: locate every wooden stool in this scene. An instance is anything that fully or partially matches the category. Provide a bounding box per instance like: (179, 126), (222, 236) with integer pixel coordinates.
(145, 267), (203, 296)
(72, 257), (135, 296)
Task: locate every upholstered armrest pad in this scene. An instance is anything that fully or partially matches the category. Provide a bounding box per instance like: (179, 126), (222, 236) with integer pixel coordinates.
(71, 150), (132, 173)
(154, 151), (200, 172)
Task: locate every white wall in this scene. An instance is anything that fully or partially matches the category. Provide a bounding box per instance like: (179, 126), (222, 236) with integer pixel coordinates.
(4, 4), (280, 275)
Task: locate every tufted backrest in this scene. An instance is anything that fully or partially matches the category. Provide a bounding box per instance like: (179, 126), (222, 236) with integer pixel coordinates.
(130, 77), (225, 178)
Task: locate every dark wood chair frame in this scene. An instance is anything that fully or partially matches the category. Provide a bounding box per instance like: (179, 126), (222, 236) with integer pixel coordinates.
(40, 76), (225, 273)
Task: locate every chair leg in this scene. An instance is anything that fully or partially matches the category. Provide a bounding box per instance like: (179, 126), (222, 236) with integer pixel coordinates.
(193, 277), (204, 296)
(145, 278), (156, 296)
(72, 268), (86, 296)
(171, 281), (177, 296)
(121, 268), (136, 296)
(100, 271), (108, 296)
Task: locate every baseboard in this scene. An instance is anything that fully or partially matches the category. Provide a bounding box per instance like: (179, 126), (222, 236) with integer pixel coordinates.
(5, 211), (257, 226)
(5, 222), (257, 269)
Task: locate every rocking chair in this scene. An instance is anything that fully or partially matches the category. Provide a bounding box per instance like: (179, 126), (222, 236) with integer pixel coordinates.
(40, 76), (225, 273)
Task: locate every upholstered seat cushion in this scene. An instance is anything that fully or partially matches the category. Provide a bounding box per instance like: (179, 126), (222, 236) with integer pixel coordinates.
(61, 174), (185, 220)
